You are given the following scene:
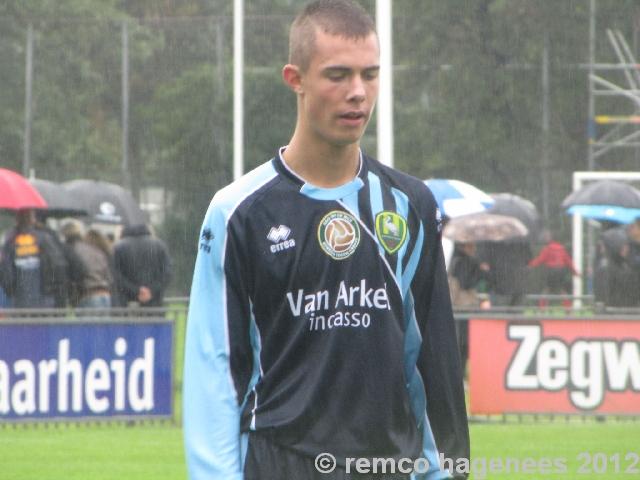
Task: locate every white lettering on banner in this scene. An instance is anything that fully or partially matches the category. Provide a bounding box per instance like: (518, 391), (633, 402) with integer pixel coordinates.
(0, 337), (155, 416)
(58, 339), (83, 412)
(506, 324), (640, 410)
(12, 360), (36, 415)
(0, 361), (7, 414)
(38, 359), (58, 412)
(129, 339), (155, 411)
(86, 359), (110, 413)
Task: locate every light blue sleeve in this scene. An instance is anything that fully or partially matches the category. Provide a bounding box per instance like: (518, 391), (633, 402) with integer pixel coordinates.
(183, 202), (244, 480)
(182, 161), (278, 480)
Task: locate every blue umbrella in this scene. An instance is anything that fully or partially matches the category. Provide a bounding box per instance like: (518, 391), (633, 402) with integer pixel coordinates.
(567, 204), (640, 224)
(424, 179), (494, 218)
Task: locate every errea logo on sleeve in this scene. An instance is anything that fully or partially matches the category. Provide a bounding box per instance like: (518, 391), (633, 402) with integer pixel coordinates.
(268, 225), (296, 253)
(199, 228), (214, 253)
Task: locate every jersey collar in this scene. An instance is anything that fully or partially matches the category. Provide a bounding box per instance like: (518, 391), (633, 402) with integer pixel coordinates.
(274, 146), (365, 201)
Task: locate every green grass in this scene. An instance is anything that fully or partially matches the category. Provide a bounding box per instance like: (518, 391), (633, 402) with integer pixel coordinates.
(469, 422), (640, 479)
(0, 423), (186, 480)
(167, 303), (187, 425)
(1, 421), (638, 479)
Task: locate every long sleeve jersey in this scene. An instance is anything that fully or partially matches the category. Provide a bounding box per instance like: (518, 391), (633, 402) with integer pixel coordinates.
(183, 149), (469, 479)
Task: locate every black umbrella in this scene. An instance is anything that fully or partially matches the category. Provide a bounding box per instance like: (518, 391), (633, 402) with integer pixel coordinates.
(61, 179), (148, 227)
(29, 178), (89, 218)
(561, 180), (640, 209)
(488, 193), (544, 242)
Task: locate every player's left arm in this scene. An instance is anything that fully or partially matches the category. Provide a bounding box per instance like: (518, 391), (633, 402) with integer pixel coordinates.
(412, 186), (470, 478)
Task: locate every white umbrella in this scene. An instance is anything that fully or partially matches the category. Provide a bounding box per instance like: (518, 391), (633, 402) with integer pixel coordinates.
(443, 213), (529, 243)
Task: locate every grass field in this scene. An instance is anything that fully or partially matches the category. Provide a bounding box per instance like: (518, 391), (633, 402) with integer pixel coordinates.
(1, 420), (638, 479)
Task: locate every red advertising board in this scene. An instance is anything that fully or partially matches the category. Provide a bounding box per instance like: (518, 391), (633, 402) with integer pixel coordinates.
(469, 318), (640, 415)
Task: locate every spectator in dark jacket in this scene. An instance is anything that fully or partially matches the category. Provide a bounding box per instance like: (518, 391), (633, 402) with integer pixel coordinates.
(627, 218), (640, 306)
(594, 228), (635, 307)
(478, 240), (533, 307)
(113, 224), (173, 307)
(448, 241), (490, 373)
(35, 220), (86, 309)
(0, 209), (51, 308)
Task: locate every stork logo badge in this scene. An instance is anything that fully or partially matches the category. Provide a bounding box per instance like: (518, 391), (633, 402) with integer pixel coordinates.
(375, 212), (407, 254)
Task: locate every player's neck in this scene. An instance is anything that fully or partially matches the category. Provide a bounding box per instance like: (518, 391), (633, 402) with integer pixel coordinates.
(282, 137), (360, 189)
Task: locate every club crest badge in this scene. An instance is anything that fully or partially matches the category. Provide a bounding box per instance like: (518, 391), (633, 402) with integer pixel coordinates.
(375, 212), (407, 254)
(318, 211), (360, 260)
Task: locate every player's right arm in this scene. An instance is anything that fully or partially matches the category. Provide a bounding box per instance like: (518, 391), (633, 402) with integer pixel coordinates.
(182, 200), (253, 480)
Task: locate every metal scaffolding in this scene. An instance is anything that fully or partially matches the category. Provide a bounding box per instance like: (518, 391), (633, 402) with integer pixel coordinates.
(589, 27), (640, 167)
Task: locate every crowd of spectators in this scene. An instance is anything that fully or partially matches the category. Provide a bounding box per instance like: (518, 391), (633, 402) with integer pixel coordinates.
(445, 219), (640, 311)
(0, 208), (173, 312)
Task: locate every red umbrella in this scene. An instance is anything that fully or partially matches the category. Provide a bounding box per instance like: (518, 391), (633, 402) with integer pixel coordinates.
(0, 168), (48, 210)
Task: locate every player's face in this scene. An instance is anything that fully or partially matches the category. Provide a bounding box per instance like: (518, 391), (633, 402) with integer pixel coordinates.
(299, 29), (380, 148)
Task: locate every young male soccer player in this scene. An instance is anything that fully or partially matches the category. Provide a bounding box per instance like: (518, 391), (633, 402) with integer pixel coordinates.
(183, 1), (470, 478)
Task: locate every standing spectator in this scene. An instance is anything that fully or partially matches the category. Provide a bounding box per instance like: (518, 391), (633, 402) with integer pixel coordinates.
(527, 233), (579, 309)
(478, 240), (533, 307)
(0, 276), (11, 308)
(61, 220), (112, 309)
(627, 218), (640, 306)
(113, 224), (173, 308)
(448, 241), (489, 374)
(183, 1), (469, 478)
(594, 228), (635, 307)
(35, 219), (86, 309)
(85, 228), (119, 307)
(0, 209), (51, 308)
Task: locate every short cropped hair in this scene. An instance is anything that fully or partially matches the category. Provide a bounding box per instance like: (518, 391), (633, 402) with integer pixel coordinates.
(289, 0), (377, 72)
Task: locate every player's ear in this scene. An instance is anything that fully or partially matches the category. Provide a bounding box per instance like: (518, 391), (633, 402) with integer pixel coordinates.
(283, 64), (304, 94)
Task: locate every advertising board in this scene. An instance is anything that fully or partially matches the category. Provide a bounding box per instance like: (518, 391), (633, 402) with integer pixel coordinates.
(0, 319), (173, 421)
(469, 318), (640, 415)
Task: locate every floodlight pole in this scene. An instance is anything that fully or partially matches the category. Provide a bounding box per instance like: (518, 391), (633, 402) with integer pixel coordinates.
(541, 30), (550, 223)
(23, 23), (34, 178)
(122, 21), (131, 190)
(233, 0), (244, 181)
(588, 0), (596, 170)
(376, 0), (393, 168)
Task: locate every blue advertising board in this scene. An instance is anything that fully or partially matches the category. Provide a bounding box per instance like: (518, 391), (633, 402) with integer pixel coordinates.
(0, 319), (173, 421)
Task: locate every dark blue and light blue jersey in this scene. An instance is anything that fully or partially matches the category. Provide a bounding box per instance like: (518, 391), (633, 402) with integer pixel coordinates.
(183, 149), (469, 479)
